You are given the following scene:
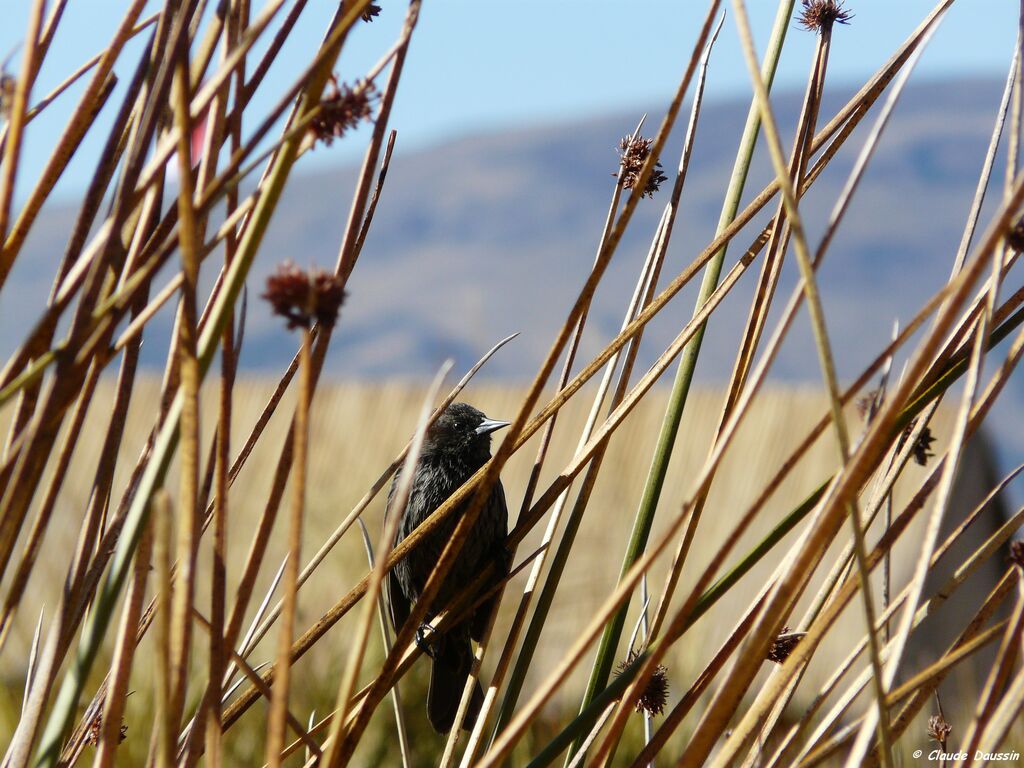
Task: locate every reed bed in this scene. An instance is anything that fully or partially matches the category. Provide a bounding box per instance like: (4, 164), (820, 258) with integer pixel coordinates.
(0, 0), (1023, 766)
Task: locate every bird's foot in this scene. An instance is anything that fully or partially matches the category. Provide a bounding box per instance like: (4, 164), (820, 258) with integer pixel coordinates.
(415, 622), (437, 657)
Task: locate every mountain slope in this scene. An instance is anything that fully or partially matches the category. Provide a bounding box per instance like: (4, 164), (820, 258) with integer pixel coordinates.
(4, 77), (1020, 458)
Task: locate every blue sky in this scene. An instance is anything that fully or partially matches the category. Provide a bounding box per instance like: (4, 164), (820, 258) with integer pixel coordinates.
(0, 1), (1017, 198)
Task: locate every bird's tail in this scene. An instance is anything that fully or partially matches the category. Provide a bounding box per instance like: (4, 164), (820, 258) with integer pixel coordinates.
(427, 635), (484, 734)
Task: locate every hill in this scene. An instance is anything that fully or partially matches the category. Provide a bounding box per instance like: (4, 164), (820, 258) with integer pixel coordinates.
(4, 77), (1022, 462)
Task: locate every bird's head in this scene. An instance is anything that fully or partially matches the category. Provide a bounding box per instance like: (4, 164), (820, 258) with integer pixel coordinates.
(424, 402), (509, 460)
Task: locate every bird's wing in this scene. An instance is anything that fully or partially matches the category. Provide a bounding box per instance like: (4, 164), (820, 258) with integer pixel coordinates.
(470, 479), (511, 642)
(384, 472), (410, 633)
(387, 566), (410, 634)
(492, 479), (511, 571)
(495, 478), (509, 541)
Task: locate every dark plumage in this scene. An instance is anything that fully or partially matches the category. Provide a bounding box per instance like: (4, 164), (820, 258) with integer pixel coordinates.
(386, 403), (511, 734)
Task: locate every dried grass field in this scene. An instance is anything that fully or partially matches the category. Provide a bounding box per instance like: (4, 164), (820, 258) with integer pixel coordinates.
(2, 380), (1015, 764)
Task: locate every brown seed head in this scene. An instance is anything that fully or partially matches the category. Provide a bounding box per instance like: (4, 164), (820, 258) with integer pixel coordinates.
(309, 78), (377, 147)
(768, 626), (806, 664)
(927, 714), (952, 746)
(1009, 540), (1024, 569)
(361, 3), (382, 22)
(1007, 216), (1024, 252)
(798, 0), (853, 32)
(85, 713), (128, 746)
(616, 651), (669, 717)
(262, 261), (346, 330)
(913, 427), (936, 466)
(856, 389), (880, 419)
(911, 425), (935, 466)
(895, 419), (936, 467)
(617, 135), (668, 199)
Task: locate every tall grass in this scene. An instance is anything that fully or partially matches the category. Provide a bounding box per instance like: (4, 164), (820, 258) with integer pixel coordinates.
(0, 0), (1023, 766)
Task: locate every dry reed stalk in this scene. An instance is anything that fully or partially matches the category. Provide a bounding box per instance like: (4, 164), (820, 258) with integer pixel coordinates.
(647, 7), (829, 668)
(848, 249), (999, 766)
(29, 0), (68, 82)
(962, 607), (1024, 762)
(0, 0), (45, 283)
(0, 1), (183, 602)
(202, 3), (247, 760)
(7, 39), (184, 768)
(767, 488), (1023, 766)
(543, 25), (726, 766)
(490, 267), (898, 764)
(602, 5), (796, 719)
(17, 14), (156, 126)
(21, 610), (44, 719)
(354, 519), (412, 767)
(167, 25), (203, 748)
(799, 618), (1009, 768)
(240, 0), (311, 105)
(94, 518), (153, 768)
(564, 703), (617, 768)
(606, 229), (902, 768)
(477, 460), (734, 765)
(766, 395), (1010, 765)
(0, 56), (128, 453)
(0, 10), (224, 765)
(202, 0), (376, 704)
(0, 363), (100, 649)
(154, 491), (175, 768)
(265, 326), (311, 768)
(740, 409), (915, 767)
(0, 0), (293, 388)
(128, 0), (290, 194)
(213, 3), (409, 674)
(720, 6), (828, 422)
(888, 621), (1009, 705)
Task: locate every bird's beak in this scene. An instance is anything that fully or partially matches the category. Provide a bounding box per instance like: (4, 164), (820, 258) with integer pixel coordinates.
(475, 418), (510, 436)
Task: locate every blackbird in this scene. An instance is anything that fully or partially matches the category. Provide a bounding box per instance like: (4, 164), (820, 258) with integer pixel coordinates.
(386, 402), (512, 734)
